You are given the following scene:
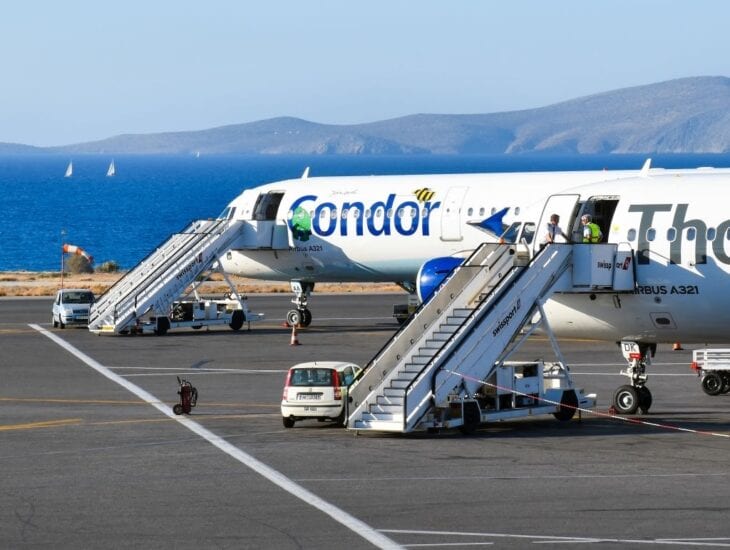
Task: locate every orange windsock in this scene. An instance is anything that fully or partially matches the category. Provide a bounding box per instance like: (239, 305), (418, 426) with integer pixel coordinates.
(62, 243), (93, 264)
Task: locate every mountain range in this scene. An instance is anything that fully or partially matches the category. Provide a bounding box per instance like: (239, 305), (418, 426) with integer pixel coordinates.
(4, 76), (730, 155)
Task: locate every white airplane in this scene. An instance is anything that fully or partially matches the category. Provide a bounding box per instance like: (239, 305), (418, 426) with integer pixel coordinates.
(219, 166), (652, 325)
(217, 163), (730, 413)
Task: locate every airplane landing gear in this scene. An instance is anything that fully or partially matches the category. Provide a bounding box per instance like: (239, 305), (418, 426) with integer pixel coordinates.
(613, 341), (654, 414)
(287, 280), (313, 327)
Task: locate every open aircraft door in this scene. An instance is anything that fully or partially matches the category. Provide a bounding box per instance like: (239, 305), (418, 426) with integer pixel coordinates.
(533, 194), (581, 254)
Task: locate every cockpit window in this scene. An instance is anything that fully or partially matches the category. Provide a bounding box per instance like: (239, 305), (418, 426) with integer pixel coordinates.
(217, 206), (236, 220)
(501, 222), (521, 243)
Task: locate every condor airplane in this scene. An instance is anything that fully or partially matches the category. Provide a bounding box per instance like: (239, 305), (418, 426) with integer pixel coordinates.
(214, 163), (730, 414)
(218, 167), (653, 326)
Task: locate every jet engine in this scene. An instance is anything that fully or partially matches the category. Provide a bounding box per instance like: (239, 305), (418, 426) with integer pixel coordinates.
(416, 256), (464, 302)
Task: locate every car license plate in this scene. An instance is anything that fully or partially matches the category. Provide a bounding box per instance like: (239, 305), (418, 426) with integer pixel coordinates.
(297, 393), (322, 400)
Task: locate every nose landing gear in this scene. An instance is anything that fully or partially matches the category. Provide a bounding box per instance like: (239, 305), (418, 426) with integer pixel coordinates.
(612, 341), (654, 415)
(287, 280), (313, 327)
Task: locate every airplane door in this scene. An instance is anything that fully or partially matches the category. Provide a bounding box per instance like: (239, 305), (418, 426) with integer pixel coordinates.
(533, 194), (581, 254)
(440, 186), (468, 241)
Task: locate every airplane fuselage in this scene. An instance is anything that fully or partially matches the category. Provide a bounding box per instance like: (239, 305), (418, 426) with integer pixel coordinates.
(218, 168), (730, 345)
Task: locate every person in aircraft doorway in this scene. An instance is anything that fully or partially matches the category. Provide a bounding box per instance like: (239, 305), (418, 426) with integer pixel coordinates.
(542, 213), (570, 245)
(581, 214), (603, 243)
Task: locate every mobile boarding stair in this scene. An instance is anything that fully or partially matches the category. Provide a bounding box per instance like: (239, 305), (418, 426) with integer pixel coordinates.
(88, 218), (262, 335)
(346, 242), (635, 433)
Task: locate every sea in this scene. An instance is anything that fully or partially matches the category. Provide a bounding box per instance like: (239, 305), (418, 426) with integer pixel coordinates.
(3, 153), (730, 271)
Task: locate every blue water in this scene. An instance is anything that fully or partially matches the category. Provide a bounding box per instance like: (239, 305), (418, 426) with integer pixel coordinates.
(3, 153), (730, 271)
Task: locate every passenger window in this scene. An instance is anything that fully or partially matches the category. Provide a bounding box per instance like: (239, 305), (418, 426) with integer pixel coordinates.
(479, 207), (485, 216)
(687, 227), (696, 241)
(666, 227), (676, 241)
(627, 229), (637, 241)
(647, 228), (656, 242)
(707, 227), (717, 241)
(467, 207), (473, 216)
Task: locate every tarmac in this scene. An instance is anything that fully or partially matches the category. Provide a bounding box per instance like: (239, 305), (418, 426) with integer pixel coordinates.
(2, 293), (730, 549)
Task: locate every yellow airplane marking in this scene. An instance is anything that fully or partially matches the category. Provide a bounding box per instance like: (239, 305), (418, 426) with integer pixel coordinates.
(0, 418), (82, 431)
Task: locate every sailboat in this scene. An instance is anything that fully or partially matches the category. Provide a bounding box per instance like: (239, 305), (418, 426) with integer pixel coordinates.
(106, 160), (116, 177)
(64, 161), (73, 178)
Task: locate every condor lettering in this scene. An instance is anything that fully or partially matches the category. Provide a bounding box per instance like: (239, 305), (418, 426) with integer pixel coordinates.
(287, 194), (441, 239)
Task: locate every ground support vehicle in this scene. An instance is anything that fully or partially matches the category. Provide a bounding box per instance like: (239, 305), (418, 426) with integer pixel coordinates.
(400, 361), (594, 435)
(132, 293), (262, 335)
(691, 349), (730, 395)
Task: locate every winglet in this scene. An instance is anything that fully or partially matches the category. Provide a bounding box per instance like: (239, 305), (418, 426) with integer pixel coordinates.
(639, 158), (651, 178)
(467, 207), (510, 236)
(301, 166), (310, 179)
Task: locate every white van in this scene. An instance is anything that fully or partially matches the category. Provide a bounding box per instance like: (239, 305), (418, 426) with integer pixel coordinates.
(52, 288), (95, 328)
(281, 361), (361, 428)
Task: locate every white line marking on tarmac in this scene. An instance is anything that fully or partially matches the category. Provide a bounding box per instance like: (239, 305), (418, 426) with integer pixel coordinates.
(30, 324), (402, 550)
(383, 529), (730, 547)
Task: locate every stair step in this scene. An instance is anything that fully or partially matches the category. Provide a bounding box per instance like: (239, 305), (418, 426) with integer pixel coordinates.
(350, 419), (404, 432)
(376, 395), (404, 406)
(401, 363), (422, 374)
(369, 403), (403, 414)
(361, 411), (403, 422)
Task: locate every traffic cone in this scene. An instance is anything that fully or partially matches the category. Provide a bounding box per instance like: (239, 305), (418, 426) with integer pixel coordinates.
(672, 342), (683, 351)
(290, 324), (301, 346)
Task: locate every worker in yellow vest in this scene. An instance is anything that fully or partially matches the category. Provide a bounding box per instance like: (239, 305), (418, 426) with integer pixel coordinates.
(581, 214), (603, 243)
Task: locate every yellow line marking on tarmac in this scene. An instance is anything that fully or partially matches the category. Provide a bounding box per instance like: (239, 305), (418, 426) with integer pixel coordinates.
(0, 418), (82, 431)
(0, 397), (147, 405)
(0, 328), (37, 334)
(0, 413), (279, 432)
(0, 397), (278, 409)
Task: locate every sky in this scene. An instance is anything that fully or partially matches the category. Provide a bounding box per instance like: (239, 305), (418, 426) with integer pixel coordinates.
(2, 1), (730, 147)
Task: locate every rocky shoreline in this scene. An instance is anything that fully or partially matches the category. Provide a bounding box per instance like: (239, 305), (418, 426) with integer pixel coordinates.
(0, 271), (402, 297)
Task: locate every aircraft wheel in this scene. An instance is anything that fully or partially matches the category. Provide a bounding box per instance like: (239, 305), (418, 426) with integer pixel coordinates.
(282, 417), (295, 428)
(459, 402), (481, 435)
(155, 317), (170, 336)
(286, 309), (301, 327)
(553, 389), (578, 421)
(720, 372), (730, 394)
(173, 404), (184, 415)
(637, 386), (652, 414)
(613, 385), (639, 414)
(301, 308), (312, 327)
(701, 372), (723, 396)
(229, 310), (244, 331)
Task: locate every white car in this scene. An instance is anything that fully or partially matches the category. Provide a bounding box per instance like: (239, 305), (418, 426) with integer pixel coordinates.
(52, 288), (95, 328)
(281, 361), (361, 428)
